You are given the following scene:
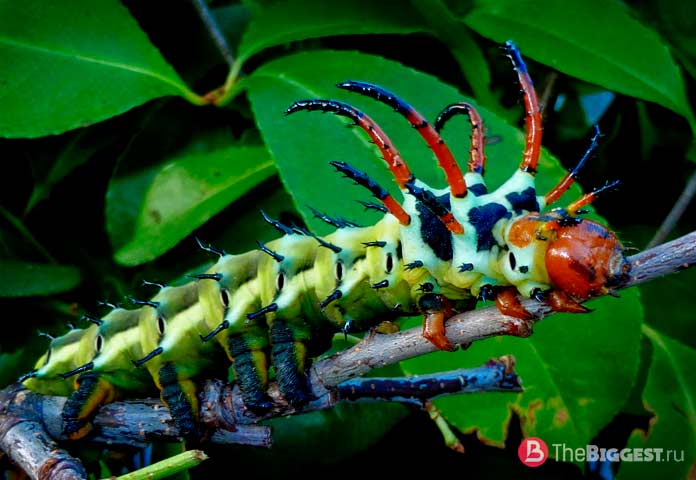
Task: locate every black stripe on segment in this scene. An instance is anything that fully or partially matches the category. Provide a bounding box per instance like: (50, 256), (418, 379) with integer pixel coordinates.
(158, 364), (201, 440)
(336, 81), (411, 117)
(227, 337), (273, 411)
(415, 198), (453, 261)
(506, 187), (539, 215)
(270, 321), (312, 406)
(468, 202), (510, 252)
(468, 183), (488, 196)
(246, 303), (278, 321)
(329, 161), (391, 200)
(458, 263), (474, 272)
(372, 280), (389, 290)
(62, 373), (101, 437)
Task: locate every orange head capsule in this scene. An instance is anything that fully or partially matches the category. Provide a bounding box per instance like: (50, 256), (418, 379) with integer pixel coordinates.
(545, 218), (630, 299)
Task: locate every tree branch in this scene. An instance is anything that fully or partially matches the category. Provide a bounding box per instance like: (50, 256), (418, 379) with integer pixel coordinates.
(2, 229), (696, 479)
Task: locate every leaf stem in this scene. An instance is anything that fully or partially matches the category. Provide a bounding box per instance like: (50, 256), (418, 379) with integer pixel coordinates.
(114, 449), (208, 480)
(0, 206), (56, 263)
(646, 167), (696, 248)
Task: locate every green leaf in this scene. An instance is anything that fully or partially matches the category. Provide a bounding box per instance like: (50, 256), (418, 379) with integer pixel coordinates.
(246, 49), (642, 452)
(619, 326), (695, 479)
(409, 0), (498, 110)
(0, 0), (202, 139)
(463, 0), (696, 130)
(236, 0), (427, 64)
(108, 145), (275, 266)
(0, 260), (81, 297)
(402, 290), (642, 453)
(25, 127), (114, 215)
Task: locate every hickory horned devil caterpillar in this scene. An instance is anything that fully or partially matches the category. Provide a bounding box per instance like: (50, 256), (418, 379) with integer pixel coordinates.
(19, 41), (630, 442)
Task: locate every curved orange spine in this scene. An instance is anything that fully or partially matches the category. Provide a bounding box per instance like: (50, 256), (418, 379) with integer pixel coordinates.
(286, 99), (413, 188)
(505, 41), (541, 174)
(337, 81), (467, 198)
(435, 102), (487, 174)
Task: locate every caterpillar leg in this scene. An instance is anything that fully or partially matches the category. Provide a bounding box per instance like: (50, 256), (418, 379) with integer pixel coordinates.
(546, 290), (591, 313)
(494, 287), (534, 320)
(418, 294), (456, 352)
(62, 374), (116, 440)
(270, 320), (313, 407)
(157, 363), (203, 441)
(227, 335), (274, 412)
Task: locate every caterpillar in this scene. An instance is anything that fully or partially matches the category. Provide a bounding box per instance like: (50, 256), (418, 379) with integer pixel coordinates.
(19, 41), (630, 443)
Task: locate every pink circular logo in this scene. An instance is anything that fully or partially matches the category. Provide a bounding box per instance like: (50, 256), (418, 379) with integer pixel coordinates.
(518, 437), (548, 467)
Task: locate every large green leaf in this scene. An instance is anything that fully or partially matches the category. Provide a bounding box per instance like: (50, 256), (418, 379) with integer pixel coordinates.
(0, 260), (81, 297)
(236, 0), (427, 64)
(463, 0), (695, 129)
(402, 290), (642, 452)
(619, 326), (696, 479)
(246, 49), (642, 451)
(108, 145), (274, 266)
(0, 0), (200, 138)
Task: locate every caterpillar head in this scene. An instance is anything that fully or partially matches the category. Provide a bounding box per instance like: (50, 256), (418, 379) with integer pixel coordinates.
(22, 328), (88, 395)
(544, 216), (630, 299)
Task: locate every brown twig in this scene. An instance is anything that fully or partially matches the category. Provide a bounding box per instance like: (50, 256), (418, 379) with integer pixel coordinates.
(3, 229), (696, 479)
(646, 168), (696, 248)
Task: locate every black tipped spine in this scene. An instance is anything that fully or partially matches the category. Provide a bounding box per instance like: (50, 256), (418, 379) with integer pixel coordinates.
(363, 241), (387, 248)
(260, 210), (295, 235)
(256, 240), (285, 262)
(330, 161), (389, 200)
(405, 260), (423, 271)
(59, 361), (94, 379)
(195, 237), (226, 257)
(132, 347), (164, 367)
(189, 273), (223, 281)
(246, 303), (279, 321)
(127, 297), (160, 309)
(404, 181), (450, 218)
(200, 320), (230, 342)
(81, 314), (103, 326)
(357, 200), (388, 213)
(320, 289), (342, 309)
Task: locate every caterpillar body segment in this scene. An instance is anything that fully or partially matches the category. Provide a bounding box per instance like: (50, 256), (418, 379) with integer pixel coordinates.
(20, 41), (631, 443)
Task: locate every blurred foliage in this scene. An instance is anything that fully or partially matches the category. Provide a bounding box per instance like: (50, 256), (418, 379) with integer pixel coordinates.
(0, 0), (694, 478)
